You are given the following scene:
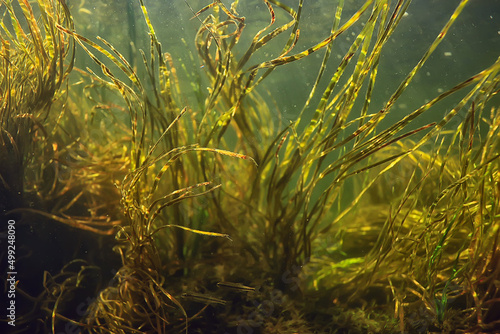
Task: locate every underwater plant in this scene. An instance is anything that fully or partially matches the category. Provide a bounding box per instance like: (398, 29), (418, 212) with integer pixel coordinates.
(0, 0), (74, 217)
(1, 0), (499, 333)
(1, 0), (125, 332)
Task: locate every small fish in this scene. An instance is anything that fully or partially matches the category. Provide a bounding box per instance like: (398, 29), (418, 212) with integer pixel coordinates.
(181, 292), (227, 305)
(217, 281), (256, 293)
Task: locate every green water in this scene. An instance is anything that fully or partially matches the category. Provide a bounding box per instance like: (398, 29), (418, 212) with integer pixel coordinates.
(2, 0), (499, 333)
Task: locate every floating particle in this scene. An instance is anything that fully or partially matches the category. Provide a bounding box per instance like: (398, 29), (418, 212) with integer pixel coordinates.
(444, 52), (452, 57)
(437, 88), (444, 93)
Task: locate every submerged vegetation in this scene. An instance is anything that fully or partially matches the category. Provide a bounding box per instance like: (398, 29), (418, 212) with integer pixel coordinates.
(1, 0), (499, 333)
